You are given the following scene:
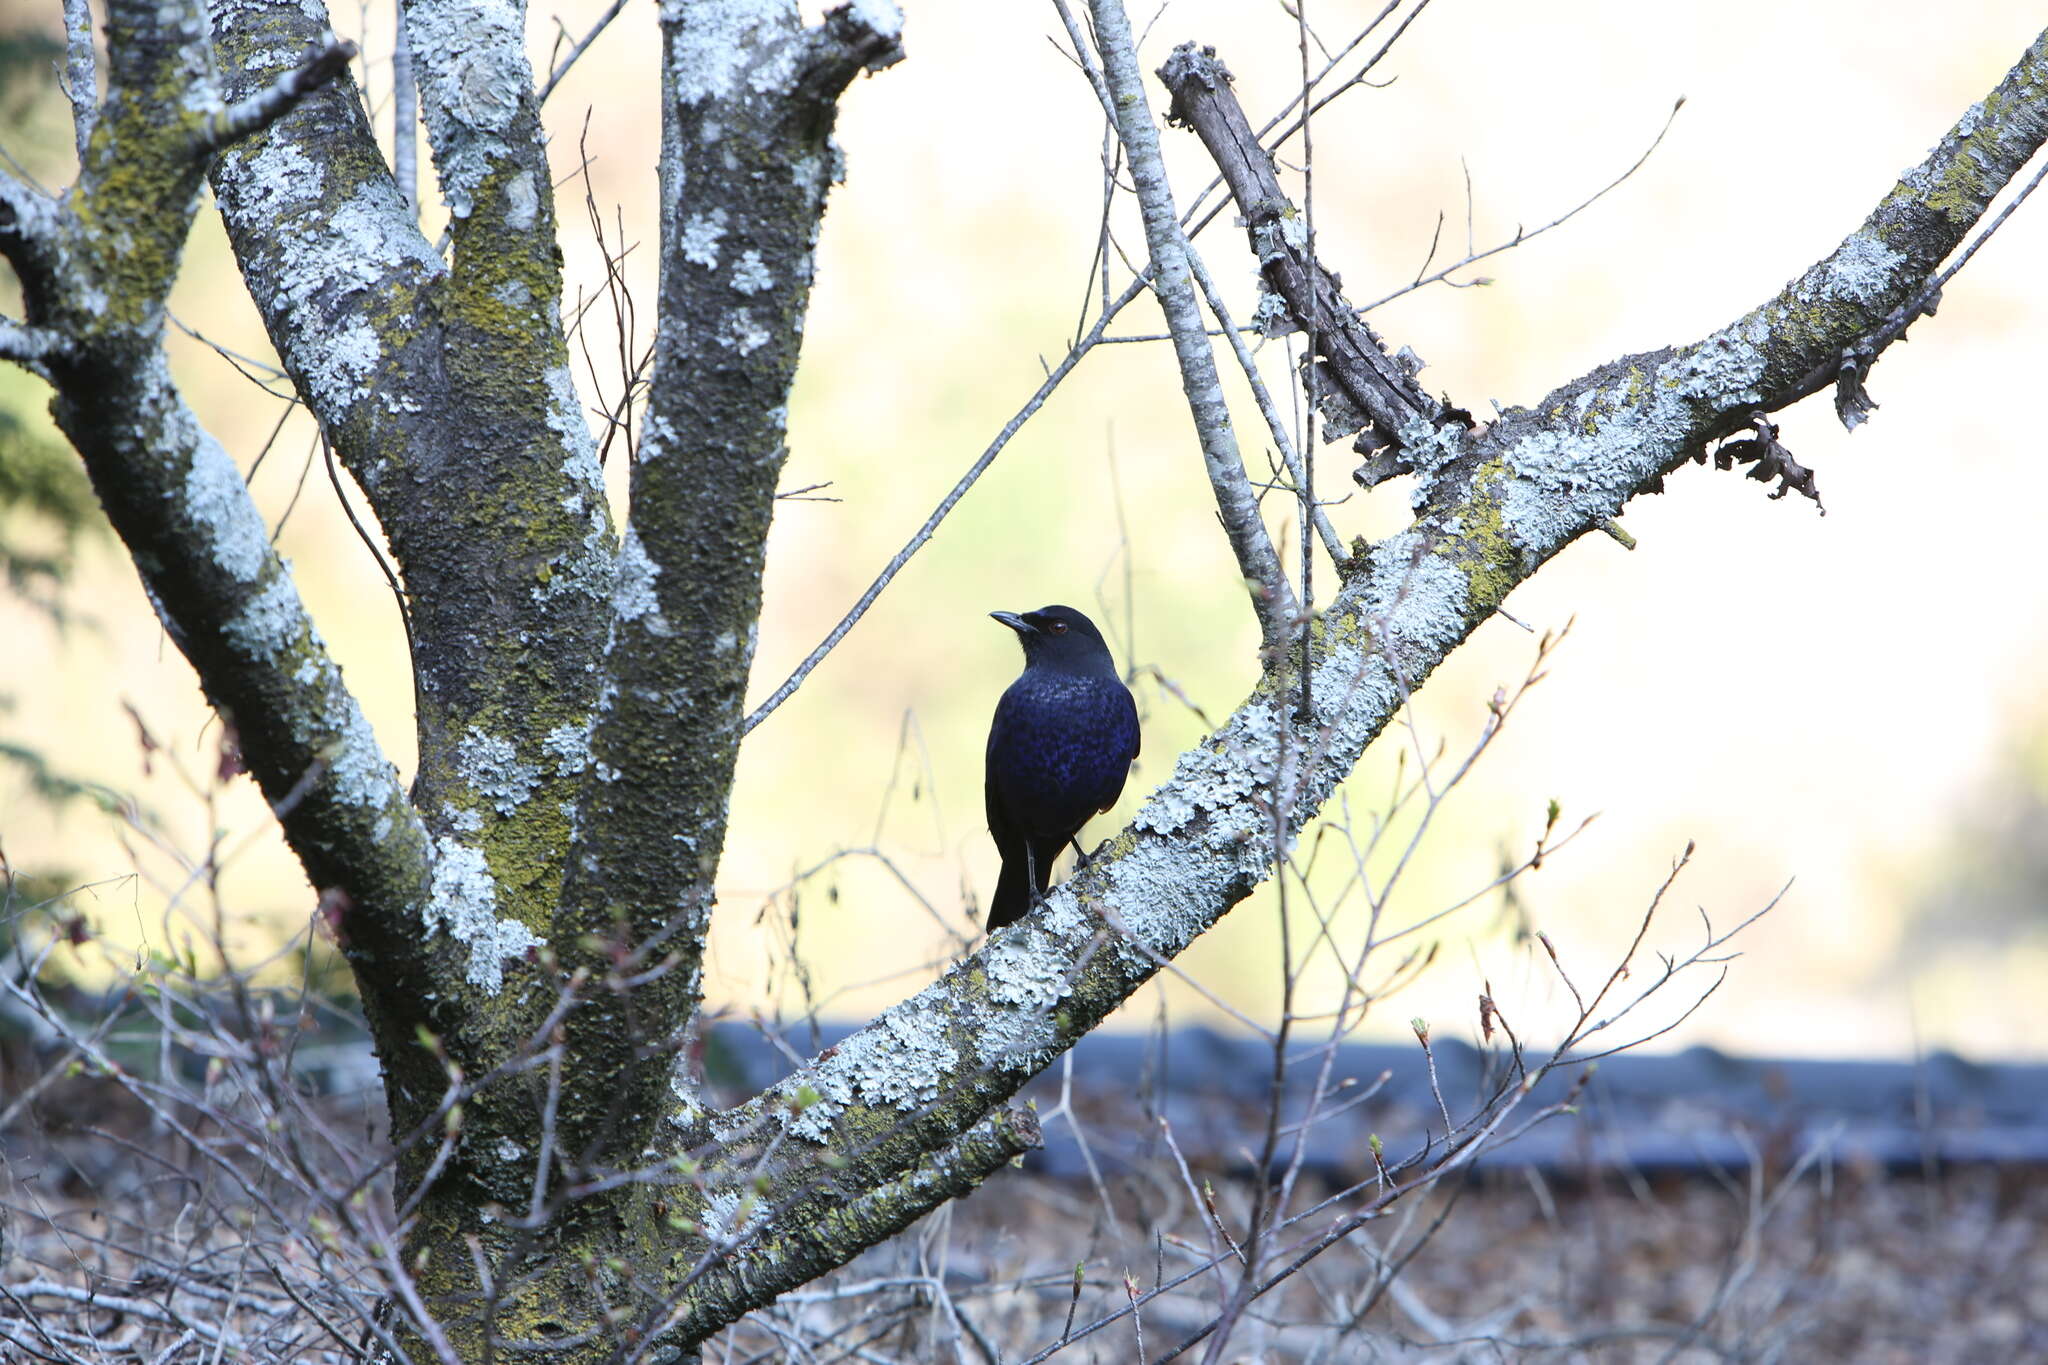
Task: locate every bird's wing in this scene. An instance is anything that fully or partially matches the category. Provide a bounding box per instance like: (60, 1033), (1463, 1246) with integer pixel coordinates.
(1097, 680), (1142, 814)
(984, 694), (1020, 849)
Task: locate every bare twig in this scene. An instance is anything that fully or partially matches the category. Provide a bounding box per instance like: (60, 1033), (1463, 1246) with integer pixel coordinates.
(538, 0), (633, 107)
(1088, 0), (1299, 647)
(197, 39), (359, 158)
(61, 0), (96, 165)
(392, 16), (418, 213)
(742, 273), (1151, 734)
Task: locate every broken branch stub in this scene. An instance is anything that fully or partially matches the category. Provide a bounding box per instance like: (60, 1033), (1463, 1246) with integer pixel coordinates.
(1156, 42), (1467, 484)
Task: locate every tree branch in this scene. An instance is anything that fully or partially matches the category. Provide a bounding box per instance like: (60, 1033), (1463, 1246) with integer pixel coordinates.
(196, 36), (358, 156)
(7, 0), (447, 1129)
(61, 0), (96, 165)
(1088, 0), (1300, 648)
(1183, 237), (1350, 568)
(0, 316), (70, 370)
(671, 24), (2048, 1300)
(1049, 1), (1347, 570)
(551, 0), (904, 1167)
(392, 14), (418, 212)
(1157, 42), (1461, 469)
(659, 1104), (1040, 1341)
(0, 173), (60, 292)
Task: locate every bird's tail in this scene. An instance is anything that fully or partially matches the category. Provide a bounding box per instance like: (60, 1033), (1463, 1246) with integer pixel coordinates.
(988, 838), (1061, 932)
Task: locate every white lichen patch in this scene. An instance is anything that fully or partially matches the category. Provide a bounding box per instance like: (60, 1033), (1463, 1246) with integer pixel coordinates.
(1804, 232), (1905, 309)
(847, 0), (904, 38)
(328, 699), (401, 809)
(533, 505), (616, 603)
(494, 1137), (524, 1163)
(210, 142), (444, 421)
(976, 927), (1076, 1068)
(217, 136), (323, 227)
(779, 1005), (958, 1142)
(1355, 533), (1470, 655)
(664, 0), (798, 105)
(614, 528), (668, 632)
(1394, 416), (1467, 488)
(402, 0), (532, 217)
(502, 170), (539, 231)
(729, 250), (773, 294)
(717, 309), (771, 355)
(425, 835), (542, 993)
(781, 1065), (851, 1142)
(542, 721), (591, 775)
(456, 729), (540, 815)
(680, 208), (729, 268)
(222, 574), (305, 660)
(697, 1188), (766, 1244)
(1134, 728), (1264, 844)
(309, 314), (383, 418)
(545, 365), (602, 492)
(184, 436), (269, 584)
(1497, 338), (1766, 558)
(211, 163), (441, 416)
(327, 182), (446, 282)
(666, 1061), (707, 1130)
(855, 1009), (958, 1110)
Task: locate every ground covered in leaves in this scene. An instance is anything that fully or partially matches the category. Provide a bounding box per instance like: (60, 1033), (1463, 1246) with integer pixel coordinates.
(4, 1056), (2045, 1363)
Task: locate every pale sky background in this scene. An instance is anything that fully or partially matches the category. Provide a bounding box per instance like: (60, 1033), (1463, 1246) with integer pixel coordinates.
(4, 1), (2047, 1061)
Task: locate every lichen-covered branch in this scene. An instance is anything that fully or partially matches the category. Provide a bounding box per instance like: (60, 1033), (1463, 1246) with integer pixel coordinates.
(1156, 42), (1458, 469)
(209, 0), (618, 857)
(1088, 0), (1299, 648)
(659, 27), (2048, 1317)
(655, 1104), (1040, 1340)
(0, 0), (447, 1115)
(0, 316), (69, 369)
(547, 0), (903, 1170)
(197, 35), (358, 154)
(205, 0), (624, 1211)
(61, 0), (96, 163)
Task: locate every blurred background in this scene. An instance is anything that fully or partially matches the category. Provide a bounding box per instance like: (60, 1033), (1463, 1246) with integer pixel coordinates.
(2, 0), (2045, 1061)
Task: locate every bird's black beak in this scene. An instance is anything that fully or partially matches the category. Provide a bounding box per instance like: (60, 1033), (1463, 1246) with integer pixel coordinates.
(990, 610), (1036, 635)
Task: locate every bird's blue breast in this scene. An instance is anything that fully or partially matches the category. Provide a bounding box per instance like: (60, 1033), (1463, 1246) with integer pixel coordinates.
(987, 671), (1138, 835)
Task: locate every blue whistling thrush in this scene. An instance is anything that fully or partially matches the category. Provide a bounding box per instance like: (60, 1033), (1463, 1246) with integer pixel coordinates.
(984, 605), (1140, 930)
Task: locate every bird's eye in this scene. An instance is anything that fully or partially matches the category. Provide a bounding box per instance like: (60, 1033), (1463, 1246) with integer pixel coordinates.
(1048, 620), (1068, 634)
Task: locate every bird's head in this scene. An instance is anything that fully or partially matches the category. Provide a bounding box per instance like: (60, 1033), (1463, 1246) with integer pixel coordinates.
(990, 604), (1117, 674)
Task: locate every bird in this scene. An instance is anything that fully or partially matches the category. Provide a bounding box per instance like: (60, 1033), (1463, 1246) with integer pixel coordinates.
(984, 604), (1140, 931)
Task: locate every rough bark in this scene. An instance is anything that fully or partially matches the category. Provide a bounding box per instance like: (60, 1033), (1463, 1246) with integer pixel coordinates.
(632, 20), (2048, 1347)
(2, 0), (2043, 1354)
(1157, 41), (1458, 465)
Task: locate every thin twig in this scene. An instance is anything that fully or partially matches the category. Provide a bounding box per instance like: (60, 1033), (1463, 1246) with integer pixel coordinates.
(538, 0), (633, 107)
(196, 39), (359, 157)
(61, 0), (96, 166)
(392, 15), (418, 214)
(1088, 0), (1299, 647)
(742, 274), (1151, 734)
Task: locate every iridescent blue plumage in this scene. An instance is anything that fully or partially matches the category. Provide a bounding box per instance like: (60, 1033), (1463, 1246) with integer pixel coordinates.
(984, 605), (1140, 930)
